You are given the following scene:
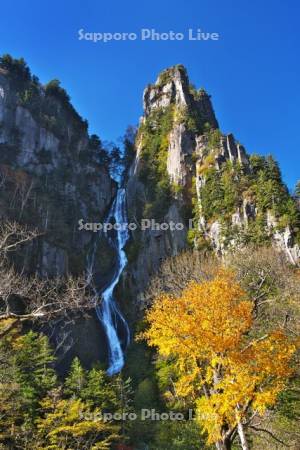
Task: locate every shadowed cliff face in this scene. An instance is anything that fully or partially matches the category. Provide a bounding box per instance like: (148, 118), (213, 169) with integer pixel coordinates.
(0, 59), (116, 370)
(124, 65), (300, 305)
(0, 67), (116, 277)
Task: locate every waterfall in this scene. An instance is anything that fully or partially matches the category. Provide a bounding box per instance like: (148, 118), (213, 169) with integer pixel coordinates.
(88, 187), (130, 376)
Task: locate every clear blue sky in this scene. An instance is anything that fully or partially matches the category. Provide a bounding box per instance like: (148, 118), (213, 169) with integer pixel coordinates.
(0, 0), (299, 188)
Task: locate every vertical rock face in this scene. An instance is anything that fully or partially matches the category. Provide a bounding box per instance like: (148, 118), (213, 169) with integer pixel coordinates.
(125, 65), (299, 302)
(0, 66), (115, 276)
(125, 65), (219, 299)
(166, 123), (194, 185)
(141, 66), (218, 186)
(0, 59), (118, 369)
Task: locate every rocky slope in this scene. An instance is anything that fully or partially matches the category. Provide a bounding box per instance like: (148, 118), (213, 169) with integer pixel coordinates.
(124, 65), (300, 303)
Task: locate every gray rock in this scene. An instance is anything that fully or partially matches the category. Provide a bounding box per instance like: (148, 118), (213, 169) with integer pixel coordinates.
(0, 70), (114, 276)
(167, 123), (194, 185)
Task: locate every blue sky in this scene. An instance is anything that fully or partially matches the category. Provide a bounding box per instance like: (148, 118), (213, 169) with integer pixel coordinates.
(0, 0), (299, 188)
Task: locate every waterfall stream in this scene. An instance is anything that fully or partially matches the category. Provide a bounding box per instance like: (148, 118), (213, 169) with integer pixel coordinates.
(88, 187), (130, 375)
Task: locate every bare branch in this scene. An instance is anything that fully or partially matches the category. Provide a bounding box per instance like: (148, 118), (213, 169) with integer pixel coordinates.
(250, 425), (291, 447)
(0, 221), (98, 330)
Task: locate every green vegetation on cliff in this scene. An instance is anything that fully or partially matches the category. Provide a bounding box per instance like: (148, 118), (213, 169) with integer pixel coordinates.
(0, 54), (88, 136)
(194, 148), (300, 246)
(138, 106), (174, 219)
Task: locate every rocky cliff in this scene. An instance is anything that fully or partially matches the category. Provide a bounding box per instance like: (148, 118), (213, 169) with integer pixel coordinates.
(193, 131), (300, 265)
(124, 65), (300, 303)
(0, 56), (115, 277)
(124, 65), (218, 301)
(0, 56), (117, 368)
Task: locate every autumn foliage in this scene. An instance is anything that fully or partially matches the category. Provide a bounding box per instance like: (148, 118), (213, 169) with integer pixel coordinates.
(139, 270), (297, 448)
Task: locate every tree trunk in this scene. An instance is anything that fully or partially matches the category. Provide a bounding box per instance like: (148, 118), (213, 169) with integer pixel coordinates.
(237, 421), (249, 450)
(215, 439), (231, 450)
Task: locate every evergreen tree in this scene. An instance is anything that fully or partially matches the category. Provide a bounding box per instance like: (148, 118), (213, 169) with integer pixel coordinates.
(64, 357), (86, 397)
(82, 367), (118, 410)
(0, 329), (57, 447)
(295, 180), (300, 198)
(13, 331), (57, 417)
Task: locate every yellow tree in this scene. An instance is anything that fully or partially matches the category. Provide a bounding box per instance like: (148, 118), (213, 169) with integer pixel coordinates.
(139, 270), (297, 450)
(35, 392), (120, 449)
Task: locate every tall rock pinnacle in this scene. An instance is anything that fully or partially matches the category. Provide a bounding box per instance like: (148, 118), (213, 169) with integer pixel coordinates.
(143, 64), (218, 129)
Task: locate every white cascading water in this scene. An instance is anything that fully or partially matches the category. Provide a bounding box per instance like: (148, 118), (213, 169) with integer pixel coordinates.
(88, 187), (130, 375)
